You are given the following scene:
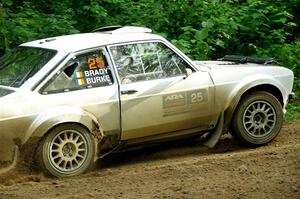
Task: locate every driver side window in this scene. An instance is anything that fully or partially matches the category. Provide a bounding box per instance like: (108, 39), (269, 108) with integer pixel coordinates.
(110, 42), (191, 84)
(42, 49), (113, 94)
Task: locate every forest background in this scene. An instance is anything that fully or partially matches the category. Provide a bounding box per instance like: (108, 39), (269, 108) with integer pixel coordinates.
(0, 0), (299, 119)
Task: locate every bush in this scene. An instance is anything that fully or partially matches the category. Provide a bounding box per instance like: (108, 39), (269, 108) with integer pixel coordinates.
(0, 0), (299, 118)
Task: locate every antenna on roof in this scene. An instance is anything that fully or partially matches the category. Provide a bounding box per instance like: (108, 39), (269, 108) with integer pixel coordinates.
(91, 26), (152, 34)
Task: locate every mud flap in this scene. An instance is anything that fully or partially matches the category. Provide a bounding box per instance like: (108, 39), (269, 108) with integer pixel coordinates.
(0, 145), (19, 175)
(203, 112), (224, 148)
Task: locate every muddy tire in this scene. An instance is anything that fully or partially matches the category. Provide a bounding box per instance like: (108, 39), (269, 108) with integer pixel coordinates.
(231, 91), (283, 146)
(37, 124), (95, 177)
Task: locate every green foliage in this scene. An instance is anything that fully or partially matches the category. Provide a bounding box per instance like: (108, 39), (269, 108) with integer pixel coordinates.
(0, 0), (79, 54)
(285, 99), (300, 121)
(0, 0), (299, 118)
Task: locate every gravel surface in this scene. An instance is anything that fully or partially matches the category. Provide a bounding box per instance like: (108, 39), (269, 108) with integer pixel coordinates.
(0, 121), (299, 199)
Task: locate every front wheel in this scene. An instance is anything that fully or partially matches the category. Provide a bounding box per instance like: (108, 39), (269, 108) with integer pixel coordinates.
(37, 124), (95, 177)
(231, 91), (283, 146)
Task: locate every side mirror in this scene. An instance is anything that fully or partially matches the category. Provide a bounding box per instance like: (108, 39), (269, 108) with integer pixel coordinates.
(184, 68), (193, 79)
(186, 68), (193, 76)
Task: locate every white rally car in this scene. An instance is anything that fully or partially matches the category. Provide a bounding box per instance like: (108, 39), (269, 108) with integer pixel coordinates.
(0, 26), (295, 177)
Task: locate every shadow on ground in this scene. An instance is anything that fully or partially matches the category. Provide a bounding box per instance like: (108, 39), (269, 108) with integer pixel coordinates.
(97, 133), (247, 169)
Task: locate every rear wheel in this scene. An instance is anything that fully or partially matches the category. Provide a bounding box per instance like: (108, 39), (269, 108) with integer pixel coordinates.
(231, 91), (283, 146)
(37, 124), (95, 177)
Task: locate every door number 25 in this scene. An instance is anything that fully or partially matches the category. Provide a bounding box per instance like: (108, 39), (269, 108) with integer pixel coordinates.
(188, 90), (207, 104)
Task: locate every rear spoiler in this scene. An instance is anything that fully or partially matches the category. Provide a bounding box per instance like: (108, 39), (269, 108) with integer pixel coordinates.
(219, 55), (277, 65)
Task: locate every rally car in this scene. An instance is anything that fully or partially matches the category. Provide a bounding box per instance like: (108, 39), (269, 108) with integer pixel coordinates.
(0, 26), (295, 177)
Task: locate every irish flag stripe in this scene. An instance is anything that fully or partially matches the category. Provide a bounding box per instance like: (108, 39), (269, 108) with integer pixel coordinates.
(77, 79), (85, 85)
(76, 71), (84, 78)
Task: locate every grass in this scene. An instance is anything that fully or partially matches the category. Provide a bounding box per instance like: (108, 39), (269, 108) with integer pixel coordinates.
(285, 90), (300, 121)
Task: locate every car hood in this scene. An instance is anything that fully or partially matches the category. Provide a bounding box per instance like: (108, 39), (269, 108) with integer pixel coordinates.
(193, 60), (273, 71)
(193, 60), (293, 83)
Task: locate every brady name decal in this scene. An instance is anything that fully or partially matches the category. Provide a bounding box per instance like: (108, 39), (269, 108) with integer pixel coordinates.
(75, 56), (112, 86)
(84, 68), (109, 77)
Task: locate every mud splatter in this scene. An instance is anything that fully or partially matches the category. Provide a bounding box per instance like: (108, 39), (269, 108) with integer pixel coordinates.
(0, 146), (19, 175)
(0, 135), (15, 162)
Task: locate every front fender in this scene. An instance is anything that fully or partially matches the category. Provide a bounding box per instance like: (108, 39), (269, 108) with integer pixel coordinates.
(222, 75), (286, 129)
(225, 74), (286, 111)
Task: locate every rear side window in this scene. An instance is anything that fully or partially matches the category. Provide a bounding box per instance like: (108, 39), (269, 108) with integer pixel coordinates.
(42, 48), (113, 94)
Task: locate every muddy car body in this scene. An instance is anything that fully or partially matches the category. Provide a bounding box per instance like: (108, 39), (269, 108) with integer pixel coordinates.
(0, 26), (295, 177)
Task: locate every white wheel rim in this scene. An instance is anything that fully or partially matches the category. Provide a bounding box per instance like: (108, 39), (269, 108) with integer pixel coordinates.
(243, 100), (276, 137)
(48, 130), (88, 173)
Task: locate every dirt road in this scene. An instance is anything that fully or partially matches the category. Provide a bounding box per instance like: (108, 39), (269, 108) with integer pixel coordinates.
(0, 121), (299, 199)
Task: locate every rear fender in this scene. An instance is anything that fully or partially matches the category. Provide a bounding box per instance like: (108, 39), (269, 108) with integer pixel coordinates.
(23, 106), (103, 144)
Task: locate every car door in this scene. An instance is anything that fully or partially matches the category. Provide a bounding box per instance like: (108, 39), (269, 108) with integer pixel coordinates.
(40, 47), (120, 137)
(108, 41), (215, 140)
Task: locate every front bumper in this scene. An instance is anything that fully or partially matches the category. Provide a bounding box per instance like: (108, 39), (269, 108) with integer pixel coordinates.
(288, 92), (296, 103)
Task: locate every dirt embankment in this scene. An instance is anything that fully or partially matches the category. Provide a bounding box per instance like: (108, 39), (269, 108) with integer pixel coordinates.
(0, 121), (299, 199)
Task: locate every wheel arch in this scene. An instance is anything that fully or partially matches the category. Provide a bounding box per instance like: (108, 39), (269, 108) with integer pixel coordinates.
(240, 84), (284, 107)
(24, 106), (103, 144)
(224, 83), (284, 130)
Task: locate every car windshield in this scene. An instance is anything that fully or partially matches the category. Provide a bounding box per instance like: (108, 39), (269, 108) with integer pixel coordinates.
(0, 47), (56, 88)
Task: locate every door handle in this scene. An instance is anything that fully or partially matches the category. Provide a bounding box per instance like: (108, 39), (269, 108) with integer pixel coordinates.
(121, 90), (138, 95)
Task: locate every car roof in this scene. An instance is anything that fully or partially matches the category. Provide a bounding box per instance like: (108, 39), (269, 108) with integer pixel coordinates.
(21, 26), (163, 53)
